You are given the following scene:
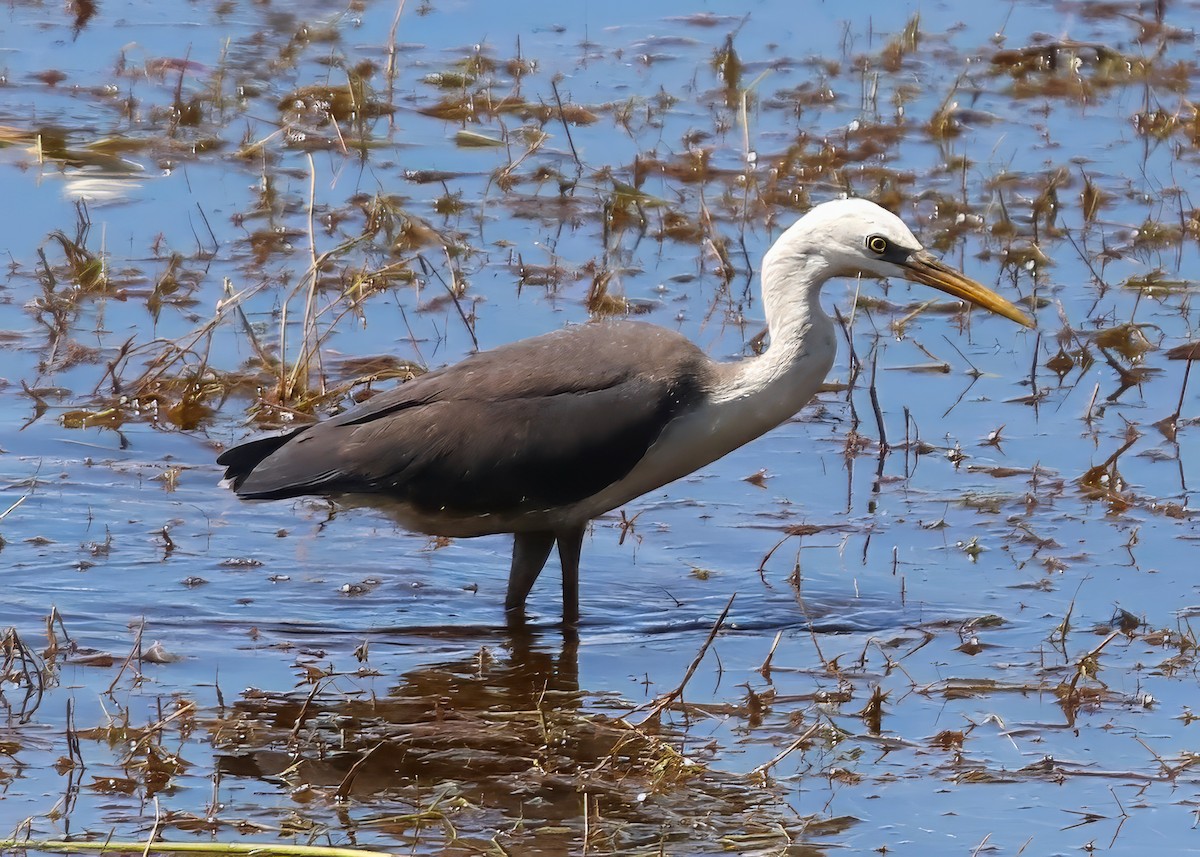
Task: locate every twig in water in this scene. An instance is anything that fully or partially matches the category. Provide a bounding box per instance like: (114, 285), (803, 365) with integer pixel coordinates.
(970, 833), (993, 857)
(941, 333), (981, 377)
(283, 153), (324, 400)
(758, 630), (783, 680)
(1084, 382), (1100, 424)
(1063, 628), (1122, 702)
(638, 594), (735, 724)
(424, 246), (478, 351)
(550, 78), (582, 176)
(868, 348), (888, 453)
(289, 677), (331, 742)
(142, 796), (162, 857)
(0, 493), (28, 521)
(384, 0), (407, 87)
(105, 618), (145, 696)
(1028, 329), (1041, 397)
(128, 702), (197, 756)
(749, 722), (823, 778)
(336, 741), (386, 800)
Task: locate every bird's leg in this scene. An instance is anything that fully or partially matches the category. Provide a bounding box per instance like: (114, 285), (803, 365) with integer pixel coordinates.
(555, 524), (586, 629)
(505, 530), (556, 616)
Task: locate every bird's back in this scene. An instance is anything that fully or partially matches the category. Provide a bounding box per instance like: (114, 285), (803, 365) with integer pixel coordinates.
(218, 320), (715, 531)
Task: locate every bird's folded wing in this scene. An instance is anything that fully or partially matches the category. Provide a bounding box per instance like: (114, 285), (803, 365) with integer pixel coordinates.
(228, 321), (711, 513)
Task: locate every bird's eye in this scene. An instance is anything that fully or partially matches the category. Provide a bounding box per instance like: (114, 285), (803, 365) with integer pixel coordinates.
(866, 234), (889, 255)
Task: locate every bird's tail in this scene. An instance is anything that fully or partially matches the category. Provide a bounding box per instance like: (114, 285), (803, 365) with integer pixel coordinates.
(216, 429), (306, 492)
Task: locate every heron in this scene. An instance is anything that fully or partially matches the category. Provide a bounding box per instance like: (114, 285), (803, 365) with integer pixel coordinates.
(218, 198), (1032, 627)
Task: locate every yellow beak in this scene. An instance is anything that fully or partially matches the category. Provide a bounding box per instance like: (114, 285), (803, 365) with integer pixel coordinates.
(902, 251), (1034, 328)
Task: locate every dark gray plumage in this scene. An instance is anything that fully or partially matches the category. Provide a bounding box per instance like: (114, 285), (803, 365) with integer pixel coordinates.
(221, 321), (710, 517)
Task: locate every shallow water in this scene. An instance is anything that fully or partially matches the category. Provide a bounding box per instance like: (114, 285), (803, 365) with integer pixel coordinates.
(2, 1), (1199, 854)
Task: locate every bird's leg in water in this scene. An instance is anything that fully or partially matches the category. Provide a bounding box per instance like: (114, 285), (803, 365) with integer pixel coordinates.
(556, 524), (586, 629)
(505, 530), (555, 616)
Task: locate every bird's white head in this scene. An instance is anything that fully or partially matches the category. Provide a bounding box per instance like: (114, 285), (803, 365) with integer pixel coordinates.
(765, 198), (922, 282)
(761, 198), (1033, 328)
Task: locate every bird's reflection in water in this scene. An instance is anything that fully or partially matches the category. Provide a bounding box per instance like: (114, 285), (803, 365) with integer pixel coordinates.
(214, 629), (579, 790)
(207, 628), (801, 852)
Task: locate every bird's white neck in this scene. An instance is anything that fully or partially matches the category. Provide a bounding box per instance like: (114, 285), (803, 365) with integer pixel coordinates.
(563, 244), (840, 524)
(715, 249), (837, 421)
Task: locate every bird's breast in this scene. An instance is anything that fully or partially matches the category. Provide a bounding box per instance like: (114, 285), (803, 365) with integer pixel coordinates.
(570, 357), (831, 521)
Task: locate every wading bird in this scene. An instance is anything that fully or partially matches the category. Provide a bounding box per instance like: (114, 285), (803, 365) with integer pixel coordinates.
(218, 198), (1032, 627)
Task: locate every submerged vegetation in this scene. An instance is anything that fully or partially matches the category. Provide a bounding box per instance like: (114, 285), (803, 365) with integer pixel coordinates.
(2, 0), (1200, 854)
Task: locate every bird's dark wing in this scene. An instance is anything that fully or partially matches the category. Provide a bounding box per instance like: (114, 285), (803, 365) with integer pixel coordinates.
(218, 321), (713, 515)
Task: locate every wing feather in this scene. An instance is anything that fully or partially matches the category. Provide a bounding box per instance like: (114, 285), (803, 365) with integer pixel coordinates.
(222, 321), (713, 515)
